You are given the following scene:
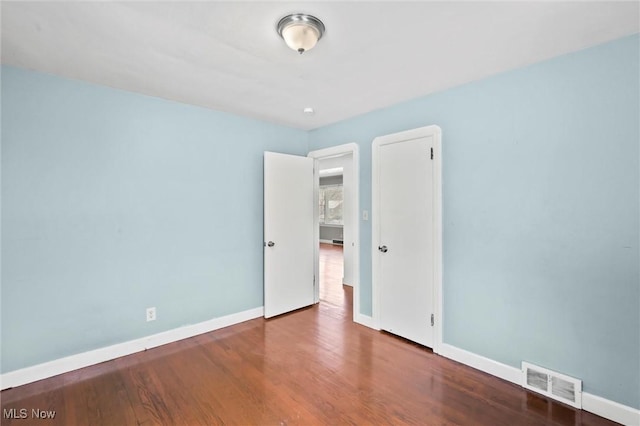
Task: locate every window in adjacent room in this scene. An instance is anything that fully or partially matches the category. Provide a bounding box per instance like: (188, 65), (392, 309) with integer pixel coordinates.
(319, 184), (343, 225)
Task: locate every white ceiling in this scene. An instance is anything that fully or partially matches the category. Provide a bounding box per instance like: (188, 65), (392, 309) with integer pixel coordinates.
(2, 1), (638, 130)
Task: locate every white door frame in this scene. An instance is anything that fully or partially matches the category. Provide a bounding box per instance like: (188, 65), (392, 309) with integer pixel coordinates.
(372, 126), (443, 354)
(308, 143), (361, 324)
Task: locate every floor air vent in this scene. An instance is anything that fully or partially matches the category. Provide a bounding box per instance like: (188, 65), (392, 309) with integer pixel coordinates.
(522, 362), (582, 408)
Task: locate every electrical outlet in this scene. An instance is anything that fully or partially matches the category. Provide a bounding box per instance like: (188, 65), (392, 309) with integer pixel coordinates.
(146, 307), (156, 322)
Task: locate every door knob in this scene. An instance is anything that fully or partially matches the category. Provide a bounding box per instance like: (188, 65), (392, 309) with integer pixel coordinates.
(378, 245), (388, 253)
(267, 241), (275, 247)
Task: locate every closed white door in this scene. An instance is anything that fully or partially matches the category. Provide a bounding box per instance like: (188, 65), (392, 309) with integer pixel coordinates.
(264, 152), (315, 318)
(373, 127), (439, 347)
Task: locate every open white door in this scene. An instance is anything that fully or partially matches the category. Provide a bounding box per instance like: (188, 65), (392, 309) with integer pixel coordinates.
(264, 152), (315, 318)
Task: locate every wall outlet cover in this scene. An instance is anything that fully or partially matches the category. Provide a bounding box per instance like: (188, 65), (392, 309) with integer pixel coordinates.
(146, 307), (156, 322)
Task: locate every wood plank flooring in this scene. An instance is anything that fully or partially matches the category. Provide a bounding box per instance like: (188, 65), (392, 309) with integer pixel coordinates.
(1, 244), (615, 425)
(319, 243), (348, 309)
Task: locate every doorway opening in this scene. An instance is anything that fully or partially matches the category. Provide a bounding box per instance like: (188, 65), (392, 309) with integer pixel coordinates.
(308, 143), (360, 323)
(317, 165), (350, 313)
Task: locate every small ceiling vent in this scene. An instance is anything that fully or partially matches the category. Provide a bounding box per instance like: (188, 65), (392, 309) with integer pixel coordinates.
(522, 362), (582, 409)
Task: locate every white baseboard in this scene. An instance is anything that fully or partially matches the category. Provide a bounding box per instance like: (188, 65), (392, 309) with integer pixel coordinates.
(583, 392), (640, 426)
(0, 306), (264, 390)
(439, 343), (522, 385)
(355, 314), (377, 330)
(439, 343), (640, 426)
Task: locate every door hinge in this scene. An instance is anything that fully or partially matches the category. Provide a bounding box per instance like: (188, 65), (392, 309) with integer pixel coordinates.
(430, 314), (434, 326)
(430, 147), (434, 160)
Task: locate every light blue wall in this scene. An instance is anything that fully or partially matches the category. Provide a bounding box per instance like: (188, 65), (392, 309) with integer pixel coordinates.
(1, 66), (308, 372)
(309, 35), (640, 408)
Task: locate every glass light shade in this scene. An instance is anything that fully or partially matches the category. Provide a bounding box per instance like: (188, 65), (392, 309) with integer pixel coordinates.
(282, 24), (319, 53)
(277, 14), (325, 54)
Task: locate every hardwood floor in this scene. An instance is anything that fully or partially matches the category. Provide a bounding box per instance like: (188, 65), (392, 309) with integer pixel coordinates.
(1, 247), (615, 425)
(319, 243), (348, 309)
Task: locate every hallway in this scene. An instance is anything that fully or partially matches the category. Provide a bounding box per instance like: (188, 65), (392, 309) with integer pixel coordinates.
(319, 243), (351, 313)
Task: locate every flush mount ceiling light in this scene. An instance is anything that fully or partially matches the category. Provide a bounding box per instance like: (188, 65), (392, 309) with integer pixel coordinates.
(277, 13), (325, 54)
